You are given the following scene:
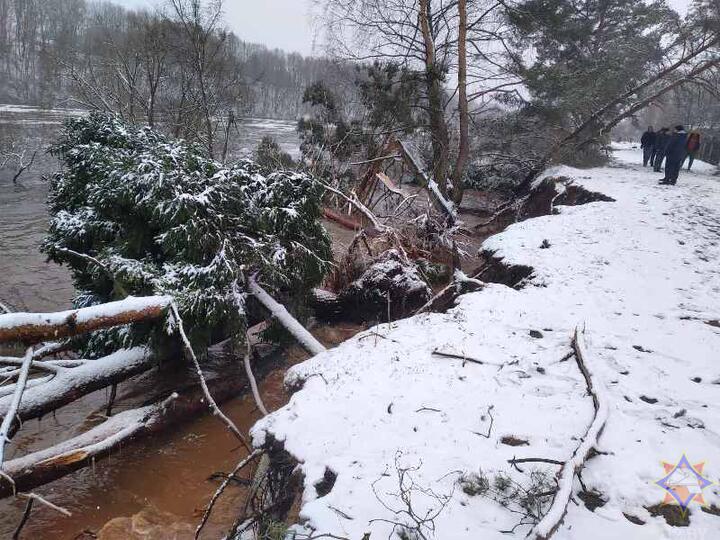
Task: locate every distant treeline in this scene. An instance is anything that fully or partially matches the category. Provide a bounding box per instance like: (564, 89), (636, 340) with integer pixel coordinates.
(0, 0), (354, 121)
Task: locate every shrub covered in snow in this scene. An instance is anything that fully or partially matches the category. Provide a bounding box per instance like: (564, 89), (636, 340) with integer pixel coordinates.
(43, 113), (332, 356)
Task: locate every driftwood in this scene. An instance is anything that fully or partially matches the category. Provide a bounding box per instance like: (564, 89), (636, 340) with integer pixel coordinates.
(0, 296), (172, 344)
(531, 326), (609, 540)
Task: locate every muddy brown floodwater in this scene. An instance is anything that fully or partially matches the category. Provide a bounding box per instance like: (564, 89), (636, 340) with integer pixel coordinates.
(0, 326), (365, 540)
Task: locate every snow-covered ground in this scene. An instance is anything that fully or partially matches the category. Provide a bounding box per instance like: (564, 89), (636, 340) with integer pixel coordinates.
(252, 147), (720, 539)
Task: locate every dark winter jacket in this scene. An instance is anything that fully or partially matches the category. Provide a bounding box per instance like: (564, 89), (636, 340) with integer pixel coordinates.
(654, 132), (671, 155)
(640, 131), (656, 148)
(665, 131), (688, 163)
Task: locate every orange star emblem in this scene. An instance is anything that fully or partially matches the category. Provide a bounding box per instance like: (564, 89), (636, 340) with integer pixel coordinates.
(656, 455), (713, 512)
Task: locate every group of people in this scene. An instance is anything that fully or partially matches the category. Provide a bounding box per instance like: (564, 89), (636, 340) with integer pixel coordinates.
(640, 126), (701, 185)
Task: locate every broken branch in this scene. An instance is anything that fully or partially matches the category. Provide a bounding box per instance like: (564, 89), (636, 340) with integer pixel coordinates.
(531, 325), (609, 540)
(0, 347), (33, 467)
(170, 303), (252, 453)
(248, 277), (326, 356)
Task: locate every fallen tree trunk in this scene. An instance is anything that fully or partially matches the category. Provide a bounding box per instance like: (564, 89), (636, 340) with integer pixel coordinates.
(532, 326), (609, 540)
(0, 370), (258, 498)
(248, 278), (326, 356)
(0, 348), (153, 428)
(322, 208), (362, 231)
(0, 396), (175, 497)
(396, 140), (457, 223)
(0, 296), (172, 345)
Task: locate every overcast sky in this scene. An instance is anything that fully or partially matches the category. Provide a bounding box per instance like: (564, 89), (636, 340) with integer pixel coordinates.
(116, 0), (691, 57)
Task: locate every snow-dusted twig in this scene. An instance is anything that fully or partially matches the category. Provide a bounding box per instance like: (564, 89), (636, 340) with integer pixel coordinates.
(243, 340), (268, 416)
(195, 448), (262, 539)
(247, 278), (326, 356)
(54, 248), (128, 297)
(16, 492), (71, 517)
(432, 349), (500, 367)
(169, 303), (252, 452)
(0, 347), (33, 468)
(13, 491), (71, 536)
(531, 325), (609, 540)
(316, 179), (387, 230)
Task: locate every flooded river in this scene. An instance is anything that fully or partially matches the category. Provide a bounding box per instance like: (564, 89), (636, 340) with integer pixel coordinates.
(0, 106), (362, 539)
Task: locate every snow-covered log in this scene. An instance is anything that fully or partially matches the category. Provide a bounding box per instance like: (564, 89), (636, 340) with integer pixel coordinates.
(0, 394), (176, 497)
(248, 278), (326, 356)
(0, 366), (262, 498)
(532, 326), (609, 540)
(0, 296), (172, 344)
(0, 348), (153, 427)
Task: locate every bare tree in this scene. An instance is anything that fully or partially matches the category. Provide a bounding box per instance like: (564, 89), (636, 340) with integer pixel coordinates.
(317, 0), (514, 205)
(166, 0), (244, 157)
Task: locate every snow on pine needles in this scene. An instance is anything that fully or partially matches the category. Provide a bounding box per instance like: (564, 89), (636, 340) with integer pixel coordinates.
(251, 146), (720, 540)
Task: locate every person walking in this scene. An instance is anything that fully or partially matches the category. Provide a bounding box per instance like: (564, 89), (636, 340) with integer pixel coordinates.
(653, 127), (670, 172)
(660, 125), (688, 185)
(685, 130), (701, 171)
(640, 126), (656, 167)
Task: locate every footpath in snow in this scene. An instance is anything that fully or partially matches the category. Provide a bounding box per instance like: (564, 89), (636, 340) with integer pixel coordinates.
(252, 147), (720, 540)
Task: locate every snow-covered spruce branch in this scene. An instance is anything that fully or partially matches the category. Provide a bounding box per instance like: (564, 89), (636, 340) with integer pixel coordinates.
(0, 296), (172, 344)
(53, 248), (129, 298)
(169, 303), (252, 452)
(247, 277), (326, 356)
(531, 325), (609, 540)
(0, 347), (33, 469)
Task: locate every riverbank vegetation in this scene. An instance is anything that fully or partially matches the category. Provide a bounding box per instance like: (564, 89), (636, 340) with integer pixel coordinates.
(1, 0), (720, 538)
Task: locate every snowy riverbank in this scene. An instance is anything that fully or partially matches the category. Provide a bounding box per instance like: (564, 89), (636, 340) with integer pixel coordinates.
(251, 147), (720, 539)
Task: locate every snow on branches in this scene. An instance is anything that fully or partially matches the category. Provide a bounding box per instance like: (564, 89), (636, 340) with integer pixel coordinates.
(43, 113), (332, 356)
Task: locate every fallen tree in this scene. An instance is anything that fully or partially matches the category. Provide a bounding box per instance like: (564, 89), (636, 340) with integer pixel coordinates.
(0, 296), (172, 345)
(0, 347), (152, 429)
(248, 277), (326, 356)
(0, 364), (267, 499)
(44, 113), (332, 358)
